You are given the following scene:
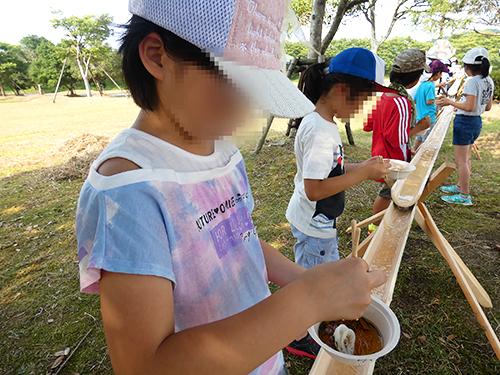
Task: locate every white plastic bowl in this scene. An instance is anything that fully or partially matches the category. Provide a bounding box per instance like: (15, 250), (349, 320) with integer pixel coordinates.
(308, 296), (401, 366)
(387, 159), (416, 180)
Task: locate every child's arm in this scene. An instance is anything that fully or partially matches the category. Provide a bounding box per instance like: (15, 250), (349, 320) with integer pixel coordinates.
(100, 258), (386, 375)
(409, 116), (431, 138)
(436, 95), (476, 112)
(426, 99), (435, 105)
(260, 239), (305, 286)
(486, 96), (493, 111)
(303, 159), (390, 201)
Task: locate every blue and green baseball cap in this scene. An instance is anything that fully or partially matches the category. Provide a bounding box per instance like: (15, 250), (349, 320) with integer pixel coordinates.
(329, 48), (396, 93)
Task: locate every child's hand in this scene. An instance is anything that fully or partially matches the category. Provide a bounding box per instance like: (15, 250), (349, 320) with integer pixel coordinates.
(300, 258), (387, 322)
(359, 158), (391, 181)
(435, 97), (450, 107)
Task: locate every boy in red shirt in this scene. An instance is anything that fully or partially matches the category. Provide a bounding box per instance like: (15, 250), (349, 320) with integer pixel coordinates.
(364, 49), (431, 233)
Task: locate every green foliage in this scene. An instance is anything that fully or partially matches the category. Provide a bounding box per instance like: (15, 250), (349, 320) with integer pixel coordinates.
(449, 32), (500, 70)
(51, 12), (113, 48)
(291, 0), (313, 25)
(291, 0), (346, 26)
(29, 41), (79, 93)
(489, 70), (500, 100)
(20, 35), (49, 63)
(0, 43), (30, 94)
(410, 0), (471, 38)
(284, 41), (309, 59)
(286, 36), (433, 74)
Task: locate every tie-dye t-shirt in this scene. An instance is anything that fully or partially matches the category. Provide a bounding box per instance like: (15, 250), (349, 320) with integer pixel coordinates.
(76, 129), (284, 375)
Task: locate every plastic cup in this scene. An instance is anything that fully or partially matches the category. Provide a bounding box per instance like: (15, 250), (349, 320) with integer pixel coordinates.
(308, 296), (401, 366)
(386, 159), (416, 180)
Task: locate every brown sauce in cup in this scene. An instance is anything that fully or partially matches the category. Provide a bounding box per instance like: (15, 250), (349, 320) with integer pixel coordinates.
(319, 318), (383, 355)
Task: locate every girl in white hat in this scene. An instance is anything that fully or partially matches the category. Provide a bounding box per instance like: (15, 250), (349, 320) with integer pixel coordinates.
(436, 47), (494, 205)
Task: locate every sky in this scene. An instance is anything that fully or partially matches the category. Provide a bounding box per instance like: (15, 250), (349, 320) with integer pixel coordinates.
(0, 0), (457, 48)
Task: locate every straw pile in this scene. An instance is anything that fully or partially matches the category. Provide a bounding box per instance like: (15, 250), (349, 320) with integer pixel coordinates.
(47, 133), (111, 181)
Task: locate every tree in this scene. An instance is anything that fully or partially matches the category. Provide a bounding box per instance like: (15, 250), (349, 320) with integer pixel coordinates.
(410, 0), (471, 38)
(0, 43), (30, 96)
(20, 35), (49, 93)
(29, 40), (80, 96)
(359, 0), (425, 53)
(88, 45), (122, 96)
(448, 32), (500, 69)
(51, 12), (113, 97)
(285, 41), (310, 59)
(292, 0), (369, 59)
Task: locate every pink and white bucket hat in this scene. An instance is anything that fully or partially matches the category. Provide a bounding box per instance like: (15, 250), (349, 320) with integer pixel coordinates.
(129, 0), (315, 119)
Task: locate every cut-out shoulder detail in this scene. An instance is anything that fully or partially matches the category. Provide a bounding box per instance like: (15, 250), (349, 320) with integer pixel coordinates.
(97, 157), (142, 176)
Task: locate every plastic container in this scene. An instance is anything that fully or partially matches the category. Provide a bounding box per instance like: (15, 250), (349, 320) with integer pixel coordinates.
(308, 296), (401, 366)
(387, 159), (416, 180)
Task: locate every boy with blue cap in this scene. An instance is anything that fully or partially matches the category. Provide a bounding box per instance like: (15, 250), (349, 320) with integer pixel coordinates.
(286, 47), (392, 270)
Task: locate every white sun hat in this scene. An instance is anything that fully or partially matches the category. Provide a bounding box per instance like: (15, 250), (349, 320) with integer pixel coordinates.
(463, 47), (489, 65)
(128, 0), (315, 119)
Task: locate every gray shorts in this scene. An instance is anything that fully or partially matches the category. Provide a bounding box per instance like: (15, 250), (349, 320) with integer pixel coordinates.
(416, 122), (436, 142)
(378, 183), (392, 199)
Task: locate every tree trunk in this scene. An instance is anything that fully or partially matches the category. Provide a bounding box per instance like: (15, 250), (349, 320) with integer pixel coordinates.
(89, 67), (104, 96)
(345, 120), (355, 146)
(0, 79), (5, 96)
(308, 0), (327, 59)
(321, 0), (369, 54)
(369, 5), (378, 52)
(95, 79), (104, 96)
(76, 44), (92, 97)
(66, 84), (76, 96)
(38, 84), (44, 95)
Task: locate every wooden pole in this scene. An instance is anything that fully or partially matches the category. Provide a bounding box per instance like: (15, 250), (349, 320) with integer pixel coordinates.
(418, 203), (500, 360)
(356, 229), (375, 259)
(472, 143), (482, 160)
(254, 115), (275, 154)
(419, 162), (456, 203)
(415, 205), (492, 308)
(351, 220), (361, 258)
(91, 57), (129, 97)
(345, 209), (387, 233)
(52, 46), (71, 104)
(255, 58), (299, 154)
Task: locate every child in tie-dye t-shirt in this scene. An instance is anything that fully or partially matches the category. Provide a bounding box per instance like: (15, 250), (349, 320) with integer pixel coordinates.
(75, 2), (387, 374)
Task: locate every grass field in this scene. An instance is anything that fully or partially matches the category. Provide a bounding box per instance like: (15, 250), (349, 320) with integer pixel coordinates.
(1, 93), (500, 374)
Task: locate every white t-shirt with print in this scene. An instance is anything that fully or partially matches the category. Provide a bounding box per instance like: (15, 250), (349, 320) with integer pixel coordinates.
(286, 112), (345, 239)
(456, 75), (494, 116)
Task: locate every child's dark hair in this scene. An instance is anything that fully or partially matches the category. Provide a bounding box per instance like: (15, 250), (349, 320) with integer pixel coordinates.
(465, 57), (490, 78)
(119, 15), (217, 111)
(298, 62), (374, 105)
(389, 69), (423, 87)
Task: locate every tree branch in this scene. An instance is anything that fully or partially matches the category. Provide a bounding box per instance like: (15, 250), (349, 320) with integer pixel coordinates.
(320, 0), (369, 54)
(473, 28), (500, 36)
(379, 0), (408, 46)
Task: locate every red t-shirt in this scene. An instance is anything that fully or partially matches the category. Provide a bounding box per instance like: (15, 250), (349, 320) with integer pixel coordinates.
(364, 94), (412, 163)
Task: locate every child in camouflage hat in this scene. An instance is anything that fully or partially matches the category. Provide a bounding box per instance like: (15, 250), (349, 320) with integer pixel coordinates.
(363, 49), (431, 233)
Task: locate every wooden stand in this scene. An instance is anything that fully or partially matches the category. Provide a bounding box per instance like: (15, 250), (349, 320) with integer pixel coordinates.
(309, 106), (499, 375)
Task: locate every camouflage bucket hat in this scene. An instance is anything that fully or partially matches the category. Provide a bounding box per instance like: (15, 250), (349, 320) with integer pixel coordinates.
(392, 49), (431, 73)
